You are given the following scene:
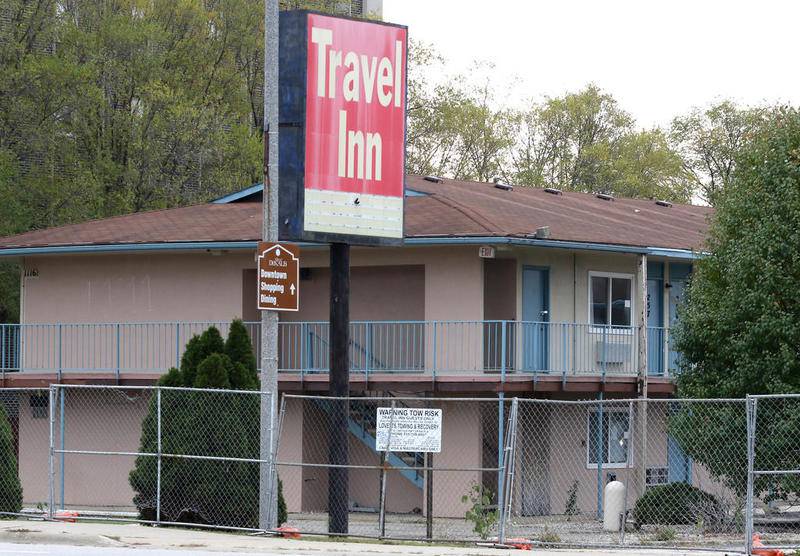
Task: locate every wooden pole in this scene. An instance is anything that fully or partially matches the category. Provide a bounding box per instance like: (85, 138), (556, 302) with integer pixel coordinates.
(328, 242), (350, 534)
(637, 254), (648, 500)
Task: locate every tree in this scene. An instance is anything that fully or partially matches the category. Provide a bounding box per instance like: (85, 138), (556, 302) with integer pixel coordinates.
(670, 100), (769, 205)
(511, 85), (693, 202)
(672, 107), (800, 497)
(129, 320), (285, 528)
(405, 50), (518, 182)
(0, 403), (22, 515)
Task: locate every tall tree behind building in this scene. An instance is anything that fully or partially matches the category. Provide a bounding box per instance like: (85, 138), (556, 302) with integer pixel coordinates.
(669, 100), (770, 205)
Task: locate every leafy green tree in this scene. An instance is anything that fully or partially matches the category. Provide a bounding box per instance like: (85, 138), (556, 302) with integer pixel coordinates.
(670, 100), (769, 205)
(673, 107), (800, 497)
(130, 321), (287, 528)
(512, 85), (692, 202)
(0, 403), (22, 515)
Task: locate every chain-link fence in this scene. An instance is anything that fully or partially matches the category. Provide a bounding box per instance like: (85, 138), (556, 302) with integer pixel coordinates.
(274, 395), (514, 541)
(507, 398), (748, 551)
(747, 394), (800, 553)
(0, 388), (50, 518)
(4, 386), (800, 554)
(45, 384), (276, 531)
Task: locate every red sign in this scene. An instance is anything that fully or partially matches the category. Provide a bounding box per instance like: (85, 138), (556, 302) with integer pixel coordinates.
(302, 14), (407, 240)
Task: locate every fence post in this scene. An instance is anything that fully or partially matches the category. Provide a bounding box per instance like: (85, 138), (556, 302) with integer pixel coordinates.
(378, 400), (396, 538)
(745, 395), (757, 556)
(59, 386), (65, 510)
(596, 392), (604, 520)
(48, 385), (56, 519)
(499, 397), (519, 544)
(497, 394), (505, 531)
(156, 387), (162, 525)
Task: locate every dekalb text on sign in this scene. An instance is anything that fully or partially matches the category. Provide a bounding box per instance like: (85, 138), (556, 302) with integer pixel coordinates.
(278, 12), (407, 245)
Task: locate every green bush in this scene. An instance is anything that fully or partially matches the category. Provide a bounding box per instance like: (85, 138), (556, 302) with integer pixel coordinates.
(633, 482), (722, 526)
(0, 404), (22, 515)
(129, 321), (285, 529)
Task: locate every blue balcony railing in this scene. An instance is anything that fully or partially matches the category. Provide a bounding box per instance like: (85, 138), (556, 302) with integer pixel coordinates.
(0, 321), (676, 380)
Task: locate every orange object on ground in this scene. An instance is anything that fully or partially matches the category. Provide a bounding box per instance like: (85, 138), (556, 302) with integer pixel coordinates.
(276, 526), (301, 539)
(504, 537), (532, 550)
(753, 534), (784, 556)
(54, 510), (79, 522)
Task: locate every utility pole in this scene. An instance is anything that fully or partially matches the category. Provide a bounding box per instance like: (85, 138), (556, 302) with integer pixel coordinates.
(259, 0), (279, 531)
(328, 242), (350, 534)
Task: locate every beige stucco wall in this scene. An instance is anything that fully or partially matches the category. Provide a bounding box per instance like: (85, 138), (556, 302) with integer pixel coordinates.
(18, 390), (149, 509)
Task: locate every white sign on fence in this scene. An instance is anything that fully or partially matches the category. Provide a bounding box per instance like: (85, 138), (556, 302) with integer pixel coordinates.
(375, 407), (442, 453)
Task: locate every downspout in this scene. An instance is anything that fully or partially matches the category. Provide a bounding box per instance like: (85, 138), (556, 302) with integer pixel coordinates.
(572, 253), (577, 375)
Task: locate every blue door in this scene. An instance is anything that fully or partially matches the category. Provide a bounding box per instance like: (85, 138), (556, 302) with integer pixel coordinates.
(522, 267), (549, 371)
(647, 262), (664, 376)
(668, 263), (692, 373)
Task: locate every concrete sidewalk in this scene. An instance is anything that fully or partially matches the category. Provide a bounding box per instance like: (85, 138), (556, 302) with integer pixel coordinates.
(0, 519), (742, 555)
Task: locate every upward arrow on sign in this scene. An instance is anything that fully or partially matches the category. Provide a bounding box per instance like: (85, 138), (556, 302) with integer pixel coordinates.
(290, 283), (296, 295)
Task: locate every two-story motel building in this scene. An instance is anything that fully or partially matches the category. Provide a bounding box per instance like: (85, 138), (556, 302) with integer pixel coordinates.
(0, 175), (711, 519)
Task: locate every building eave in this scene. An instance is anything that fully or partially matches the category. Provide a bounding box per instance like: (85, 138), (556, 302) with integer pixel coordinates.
(0, 236), (704, 259)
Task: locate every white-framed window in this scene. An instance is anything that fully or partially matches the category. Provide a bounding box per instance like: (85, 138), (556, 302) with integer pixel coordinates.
(586, 409), (631, 469)
(589, 272), (634, 328)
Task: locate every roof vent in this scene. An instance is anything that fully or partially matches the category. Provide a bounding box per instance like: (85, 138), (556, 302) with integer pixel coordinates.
(423, 175), (444, 183)
(493, 178), (513, 191)
(535, 226), (551, 239)
(596, 193), (614, 201)
(655, 199), (673, 208)
(544, 187), (562, 195)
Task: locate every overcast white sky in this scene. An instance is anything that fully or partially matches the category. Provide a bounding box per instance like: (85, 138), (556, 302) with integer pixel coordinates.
(384, 0), (800, 129)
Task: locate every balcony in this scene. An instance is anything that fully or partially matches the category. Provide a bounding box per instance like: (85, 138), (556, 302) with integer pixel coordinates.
(0, 321), (677, 382)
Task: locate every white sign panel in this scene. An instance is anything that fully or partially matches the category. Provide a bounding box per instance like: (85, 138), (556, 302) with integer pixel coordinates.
(375, 407), (442, 453)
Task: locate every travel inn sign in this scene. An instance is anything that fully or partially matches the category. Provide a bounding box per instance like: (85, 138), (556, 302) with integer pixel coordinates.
(278, 11), (408, 246)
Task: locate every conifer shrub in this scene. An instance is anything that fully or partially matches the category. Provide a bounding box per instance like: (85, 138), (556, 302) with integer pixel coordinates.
(130, 320), (285, 528)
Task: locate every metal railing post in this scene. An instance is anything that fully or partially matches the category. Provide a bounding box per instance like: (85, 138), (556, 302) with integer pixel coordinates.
(156, 387), (162, 525)
(745, 396), (757, 555)
(431, 322), (437, 383)
(500, 321), (507, 382)
(365, 322), (371, 380)
(57, 323), (62, 380)
(48, 385), (56, 519)
(115, 323), (121, 381)
(175, 323), (181, 369)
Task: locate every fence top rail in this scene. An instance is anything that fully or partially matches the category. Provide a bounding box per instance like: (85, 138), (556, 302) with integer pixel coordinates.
(284, 394), (749, 404)
(748, 393), (800, 399)
(53, 384), (273, 396)
(0, 387), (50, 393)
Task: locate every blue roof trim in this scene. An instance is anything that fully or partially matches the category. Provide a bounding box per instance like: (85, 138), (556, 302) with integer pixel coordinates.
(0, 236), (702, 259)
(212, 184), (263, 204)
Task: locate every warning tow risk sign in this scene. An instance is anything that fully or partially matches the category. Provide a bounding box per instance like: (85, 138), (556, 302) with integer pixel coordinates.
(375, 407), (442, 453)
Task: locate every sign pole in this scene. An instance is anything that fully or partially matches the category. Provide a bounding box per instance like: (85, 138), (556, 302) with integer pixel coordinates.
(259, 0), (279, 531)
(329, 242), (350, 534)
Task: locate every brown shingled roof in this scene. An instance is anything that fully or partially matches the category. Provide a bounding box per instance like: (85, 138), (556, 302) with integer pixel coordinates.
(0, 175), (712, 252)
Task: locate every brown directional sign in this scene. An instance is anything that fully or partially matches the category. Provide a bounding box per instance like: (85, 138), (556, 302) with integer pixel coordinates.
(257, 242), (300, 312)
